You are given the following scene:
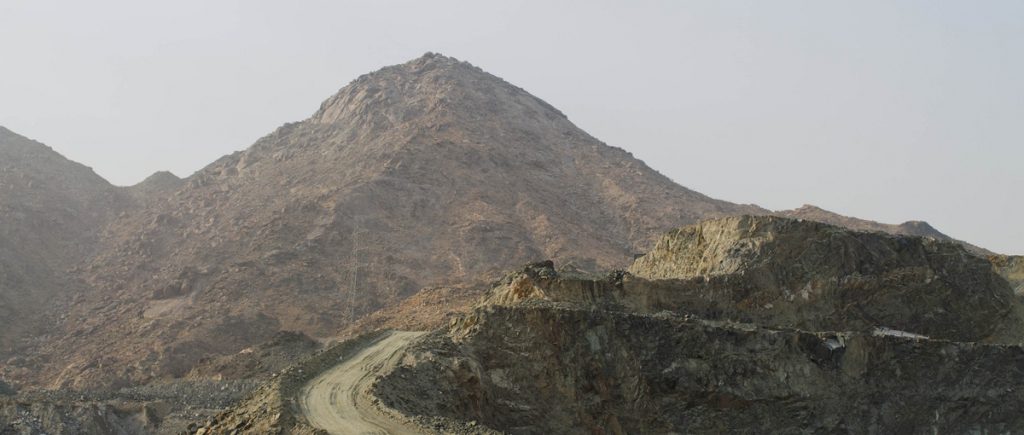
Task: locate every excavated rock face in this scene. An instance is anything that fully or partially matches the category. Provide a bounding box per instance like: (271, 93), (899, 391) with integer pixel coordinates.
(628, 215), (1022, 342)
(368, 219), (1024, 433)
(378, 306), (1024, 434)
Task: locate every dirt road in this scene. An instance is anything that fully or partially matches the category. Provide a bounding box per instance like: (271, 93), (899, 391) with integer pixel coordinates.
(299, 331), (426, 435)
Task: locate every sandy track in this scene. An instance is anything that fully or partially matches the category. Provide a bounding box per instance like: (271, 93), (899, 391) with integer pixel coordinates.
(299, 331), (426, 435)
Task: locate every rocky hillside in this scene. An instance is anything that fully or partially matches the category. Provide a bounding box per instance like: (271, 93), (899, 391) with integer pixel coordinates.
(17, 53), (766, 390)
(628, 215), (1022, 342)
(360, 219), (1024, 433)
(0, 127), (129, 357)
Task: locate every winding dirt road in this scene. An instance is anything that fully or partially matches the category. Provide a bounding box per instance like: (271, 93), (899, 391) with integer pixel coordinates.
(299, 331), (426, 435)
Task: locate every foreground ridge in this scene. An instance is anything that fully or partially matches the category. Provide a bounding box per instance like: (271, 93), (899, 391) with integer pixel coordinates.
(205, 217), (1024, 434)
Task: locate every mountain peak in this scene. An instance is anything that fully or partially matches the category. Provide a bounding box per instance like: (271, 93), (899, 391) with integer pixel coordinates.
(896, 220), (944, 239)
(310, 53), (565, 126)
(0, 127), (75, 167)
(793, 204), (827, 213)
(410, 51), (463, 67)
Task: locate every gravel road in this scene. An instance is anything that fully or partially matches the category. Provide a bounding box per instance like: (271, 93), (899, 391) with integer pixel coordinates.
(299, 331), (425, 435)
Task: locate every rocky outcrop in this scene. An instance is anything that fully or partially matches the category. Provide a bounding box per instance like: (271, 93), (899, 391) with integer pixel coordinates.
(377, 305), (1024, 434)
(363, 219), (1024, 433)
(628, 215), (1022, 342)
(991, 255), (1024, 295)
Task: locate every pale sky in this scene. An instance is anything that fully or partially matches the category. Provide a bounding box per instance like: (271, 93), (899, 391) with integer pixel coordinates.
(1, 1), (1021, 254)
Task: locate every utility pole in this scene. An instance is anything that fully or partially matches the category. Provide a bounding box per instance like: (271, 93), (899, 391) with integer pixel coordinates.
(348, 216), (369, 321)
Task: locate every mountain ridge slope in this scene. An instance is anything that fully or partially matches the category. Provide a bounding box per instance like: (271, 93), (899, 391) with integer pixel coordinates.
(16, 53), (767, 389)
(0, 126), (130, 357)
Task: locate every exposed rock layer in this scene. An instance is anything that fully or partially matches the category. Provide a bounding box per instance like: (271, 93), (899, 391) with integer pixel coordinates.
(379, 305), (1024, 434)
(627, 216), (1022, 342)
(366, 218), (1024, 433)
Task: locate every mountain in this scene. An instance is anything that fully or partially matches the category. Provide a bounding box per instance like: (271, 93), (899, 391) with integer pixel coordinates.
(776, 204), (992, 255)
(0, 127), (129, 357)
(2, 53), (1019, 433)
(15, 53), (766, 389)
(126, 171), (184, 203)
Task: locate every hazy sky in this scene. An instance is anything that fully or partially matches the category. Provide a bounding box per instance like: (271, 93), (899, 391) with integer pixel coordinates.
(1, 1), (1021, 254)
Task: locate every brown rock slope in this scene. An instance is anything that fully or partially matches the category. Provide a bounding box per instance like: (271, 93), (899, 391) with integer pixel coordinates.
(628, 215), (1022, 342)
(364, 219), (1024, 434)
(29, 53), (765, 389)
(0, 127), (129, 357)
(125, 171), (184, 204)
